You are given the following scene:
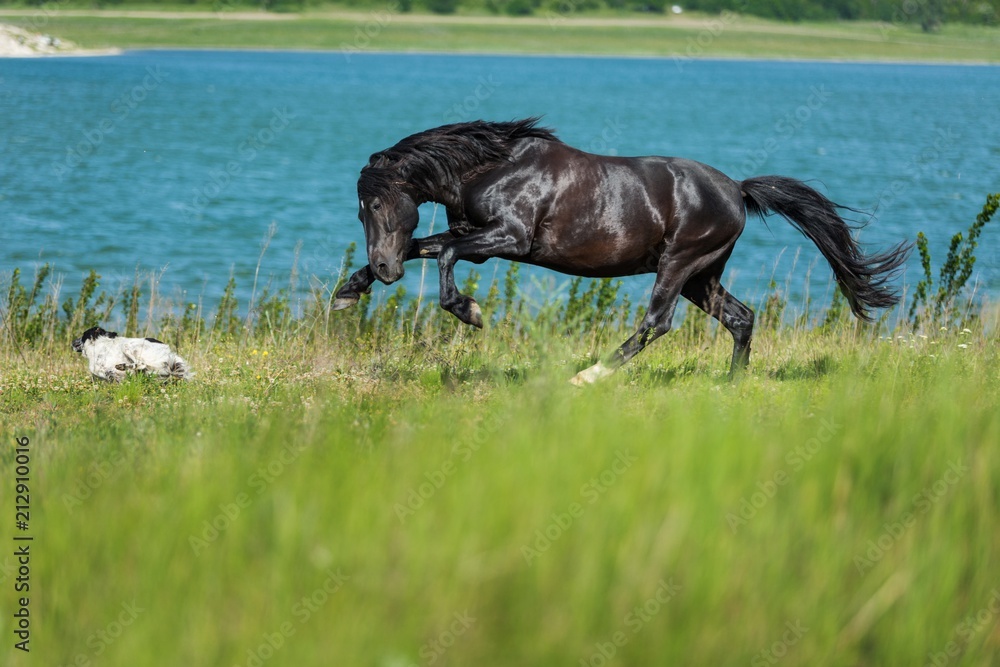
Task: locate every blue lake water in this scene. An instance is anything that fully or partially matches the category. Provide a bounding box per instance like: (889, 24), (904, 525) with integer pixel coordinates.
(1, 50), (998, 321)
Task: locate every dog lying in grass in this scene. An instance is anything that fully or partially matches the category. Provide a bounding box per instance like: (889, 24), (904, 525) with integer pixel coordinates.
(72, 326), (191, 382)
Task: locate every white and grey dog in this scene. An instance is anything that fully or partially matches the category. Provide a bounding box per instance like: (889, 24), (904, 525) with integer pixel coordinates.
(72, 326), (191, 382)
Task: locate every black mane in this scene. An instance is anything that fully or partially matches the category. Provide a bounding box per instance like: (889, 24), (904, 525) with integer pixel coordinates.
(357, 118), (558, 202)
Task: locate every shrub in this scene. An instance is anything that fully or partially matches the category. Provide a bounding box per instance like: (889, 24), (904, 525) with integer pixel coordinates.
(909, 193), (999, 329)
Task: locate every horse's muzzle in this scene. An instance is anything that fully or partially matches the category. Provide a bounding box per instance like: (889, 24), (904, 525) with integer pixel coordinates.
(372, 260), (404, 285)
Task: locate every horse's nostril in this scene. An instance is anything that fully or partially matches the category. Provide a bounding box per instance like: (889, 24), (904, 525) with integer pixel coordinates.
(377, 262), (389, 273)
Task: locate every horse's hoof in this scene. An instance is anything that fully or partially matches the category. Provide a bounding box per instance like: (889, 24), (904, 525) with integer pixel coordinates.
(467, 302), (483, 329)
(331, 296), (358, 311)
(570, 361), (614, 386)
(445, 298), (484, 328)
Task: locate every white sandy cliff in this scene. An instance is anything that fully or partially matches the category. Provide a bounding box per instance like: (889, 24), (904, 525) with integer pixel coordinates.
(0, 23), (120, 57)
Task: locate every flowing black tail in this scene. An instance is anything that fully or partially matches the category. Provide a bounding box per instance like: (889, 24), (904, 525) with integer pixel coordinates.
(740, 175), (912, 321)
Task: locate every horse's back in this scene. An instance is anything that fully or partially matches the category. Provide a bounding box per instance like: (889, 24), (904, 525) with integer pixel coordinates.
(534, 143), (744, 224)
(465, 140), (746, 277)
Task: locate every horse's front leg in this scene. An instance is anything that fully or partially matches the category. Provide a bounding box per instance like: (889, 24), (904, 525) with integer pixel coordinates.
(409, 231), (457, 260)
(437, 226), (529, 328)
(332, 265), (375, 311)
(332, 232), (457, 311)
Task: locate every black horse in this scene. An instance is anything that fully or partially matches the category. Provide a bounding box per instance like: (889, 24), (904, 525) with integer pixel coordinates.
(334, 118), (910, 384)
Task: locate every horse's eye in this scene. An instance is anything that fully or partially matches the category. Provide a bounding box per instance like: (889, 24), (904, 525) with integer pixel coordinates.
(371, 200), (382, 212)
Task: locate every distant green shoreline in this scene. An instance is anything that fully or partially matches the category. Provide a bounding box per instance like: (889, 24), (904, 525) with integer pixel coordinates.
(122, 44), (1000, 66)
(2, 9), (999, 63)
(87, 46), (1000, 70)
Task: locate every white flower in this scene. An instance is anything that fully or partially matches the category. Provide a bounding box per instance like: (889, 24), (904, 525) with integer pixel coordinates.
(958, 344), (969, 349)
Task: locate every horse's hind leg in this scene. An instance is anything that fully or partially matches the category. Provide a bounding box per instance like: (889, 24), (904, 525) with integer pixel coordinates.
(571, 253), (693, 386)
(681, 272), (754, 377)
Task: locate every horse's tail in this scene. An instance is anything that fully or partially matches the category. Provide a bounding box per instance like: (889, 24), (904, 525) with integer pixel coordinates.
(740, 175), (911, 321)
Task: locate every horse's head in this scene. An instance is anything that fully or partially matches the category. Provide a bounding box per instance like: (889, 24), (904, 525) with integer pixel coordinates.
(357, 164), (419, 285)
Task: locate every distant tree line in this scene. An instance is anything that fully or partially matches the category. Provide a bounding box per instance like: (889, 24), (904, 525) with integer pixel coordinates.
(4, 0), (998, 27)
(678, 0), (997, 28)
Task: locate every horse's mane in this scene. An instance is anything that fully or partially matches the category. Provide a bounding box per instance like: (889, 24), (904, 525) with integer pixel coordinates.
(357, 118), (558, 202)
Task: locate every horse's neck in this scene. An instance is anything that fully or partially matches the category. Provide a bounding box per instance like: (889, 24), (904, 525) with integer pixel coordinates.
(415, 182), (463, 214)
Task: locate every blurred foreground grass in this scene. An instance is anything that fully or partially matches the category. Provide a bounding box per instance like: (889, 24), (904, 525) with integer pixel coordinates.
(1, 258), (998, 665)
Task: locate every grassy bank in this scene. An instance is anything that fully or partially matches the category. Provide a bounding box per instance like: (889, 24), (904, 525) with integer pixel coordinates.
(1, 244), (999, 665)
(2, 8), (1000, 61)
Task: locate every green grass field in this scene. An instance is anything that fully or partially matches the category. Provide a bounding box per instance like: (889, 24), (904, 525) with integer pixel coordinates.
(1, 243), (999, 665)
(2, 7), (999, 61)
(1, 12), (998, 659)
